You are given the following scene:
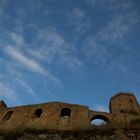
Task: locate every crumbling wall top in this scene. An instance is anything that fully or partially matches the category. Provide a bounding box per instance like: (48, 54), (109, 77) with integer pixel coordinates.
(0, 100), (7, 109)
(109, 92), (140, 115)
(0, 92), (139, 133)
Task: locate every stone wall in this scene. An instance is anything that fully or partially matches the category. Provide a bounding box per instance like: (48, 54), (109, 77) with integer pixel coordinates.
(109, 93), (140, 125)
(0, 92), (139, 136)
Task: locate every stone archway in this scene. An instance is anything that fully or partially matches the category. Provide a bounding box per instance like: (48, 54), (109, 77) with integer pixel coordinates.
(90, 115), (109, 126)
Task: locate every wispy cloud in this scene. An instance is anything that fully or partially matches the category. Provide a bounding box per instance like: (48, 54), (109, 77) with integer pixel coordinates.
(10, 32), (24, 45)
(29, 28), (82, 71)
(5, 45), (48, 75)
(0, 0), (9, 15)
(86, 0), (138, 41)
(82, 39), (107, 65)
(82, 0), (139, 76)
(0, 82), (19, 102)
(86, 0), (134, 11)
(66, 8), (90, 34)
(0, 58), (41, 103)
(86, 0), (98, 6)
(4, 43), (61, 86)
(72, 8), (85, 18)
(94, 104), (108, 112)
(0, 56), (59, 104)
(15, 78), (38, 100)
(98, 12), (138, 42)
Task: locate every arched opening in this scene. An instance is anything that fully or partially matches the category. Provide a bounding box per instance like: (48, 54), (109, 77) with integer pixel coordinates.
(32, 108), (43, 118)
(90, 115), (109, 126)
(2, 111), (13, 121)
(60, 108), (71, 118)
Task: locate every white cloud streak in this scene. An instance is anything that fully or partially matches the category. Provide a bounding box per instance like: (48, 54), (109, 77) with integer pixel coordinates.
(5, 45), (48, 75)
(0, 58), (40, 103)
(4, 45), (61, 86)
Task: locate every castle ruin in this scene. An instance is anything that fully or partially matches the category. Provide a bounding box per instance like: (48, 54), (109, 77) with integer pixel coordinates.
(0, 92), (140, 135)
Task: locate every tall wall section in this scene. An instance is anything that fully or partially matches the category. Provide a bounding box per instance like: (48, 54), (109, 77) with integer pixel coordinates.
(109, 93), (140, 124)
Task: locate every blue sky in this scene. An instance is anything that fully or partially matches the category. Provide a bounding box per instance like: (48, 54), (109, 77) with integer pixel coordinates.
(0, 0), (140, 112)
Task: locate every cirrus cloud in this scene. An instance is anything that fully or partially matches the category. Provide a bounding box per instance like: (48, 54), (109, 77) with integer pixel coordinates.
(5, 45), (48, 76)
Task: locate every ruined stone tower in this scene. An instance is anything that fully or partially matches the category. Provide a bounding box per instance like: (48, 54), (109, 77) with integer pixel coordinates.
(109, 93), (140, 124)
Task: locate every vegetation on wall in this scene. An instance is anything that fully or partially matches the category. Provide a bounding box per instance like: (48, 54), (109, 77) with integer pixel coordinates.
(130, 118), (140, 125)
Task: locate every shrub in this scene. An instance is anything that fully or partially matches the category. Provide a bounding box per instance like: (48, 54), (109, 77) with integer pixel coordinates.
(130, 118), (140, 125)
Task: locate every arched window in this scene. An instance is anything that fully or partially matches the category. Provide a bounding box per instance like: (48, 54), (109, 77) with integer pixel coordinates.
(60, 108), (71, 118)
(32, 108), (43, 118)
(2, 111), (13, 121)
(90, 115), (109, 126)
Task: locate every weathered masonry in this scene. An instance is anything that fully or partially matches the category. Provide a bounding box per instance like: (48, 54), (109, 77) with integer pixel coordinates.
(0, 92), (140, 133)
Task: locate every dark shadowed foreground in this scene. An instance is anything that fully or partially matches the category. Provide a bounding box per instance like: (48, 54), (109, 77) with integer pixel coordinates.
(1, 128), (140, 140)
